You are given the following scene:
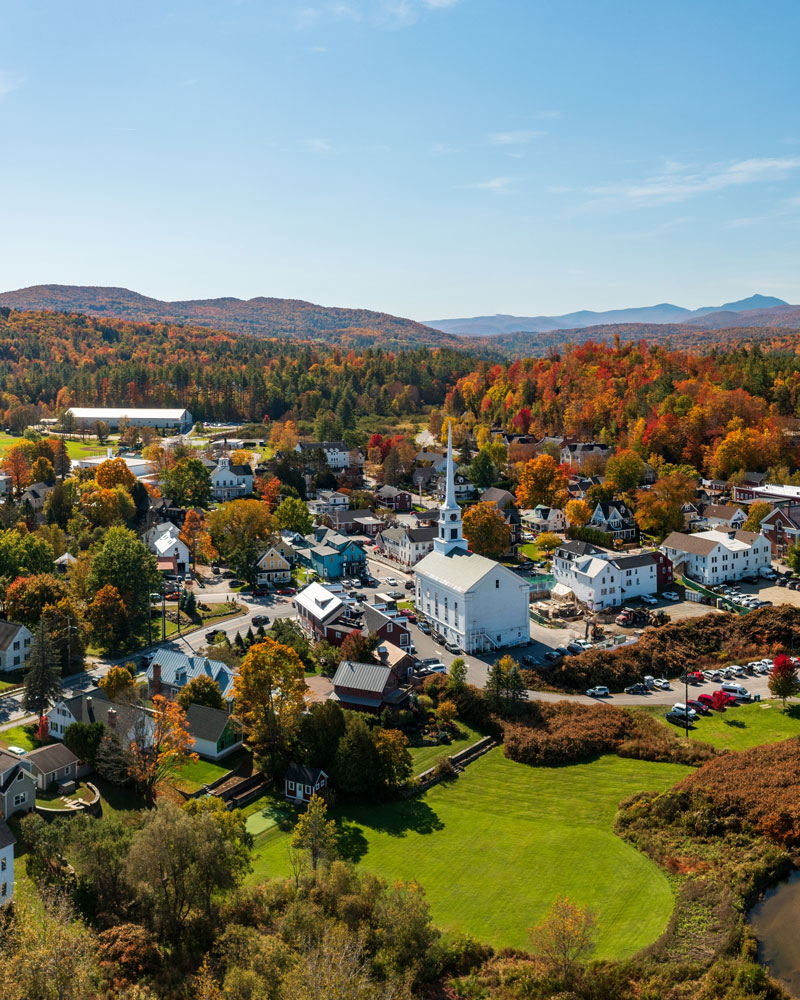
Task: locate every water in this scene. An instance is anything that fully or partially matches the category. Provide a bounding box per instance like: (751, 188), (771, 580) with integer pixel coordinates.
(750, 870), (800, 996)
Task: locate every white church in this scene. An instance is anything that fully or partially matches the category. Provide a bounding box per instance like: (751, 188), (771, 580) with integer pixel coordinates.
(414, 430), (531, 654)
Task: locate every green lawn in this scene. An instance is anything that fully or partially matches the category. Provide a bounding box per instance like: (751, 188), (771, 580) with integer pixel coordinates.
(172, 751), (246, 794)
(0, 723), (42, 752)
(648, 699), (800, 752)
(407, 721), (486, 774)
(248, 750), (689, 958)
(520, 543), (543, 561)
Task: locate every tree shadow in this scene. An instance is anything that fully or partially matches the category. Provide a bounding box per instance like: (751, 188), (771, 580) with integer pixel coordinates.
(723, 718), (746, 729)
(335, 819), (369, 863)
(786, 704), (800, 720)
(349, 797), (445, 838)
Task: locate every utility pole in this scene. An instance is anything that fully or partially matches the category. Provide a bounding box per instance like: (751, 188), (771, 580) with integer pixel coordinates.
(685, 671), (690, 741)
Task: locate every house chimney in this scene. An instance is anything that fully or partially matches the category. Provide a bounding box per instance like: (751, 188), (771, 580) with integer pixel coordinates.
(107, 708), (117, 729)
(152, 662), (162, 694)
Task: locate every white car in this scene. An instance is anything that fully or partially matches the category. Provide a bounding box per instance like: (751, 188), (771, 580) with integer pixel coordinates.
(385, 577), (398, 586)
(653, 677), (670, 690)
(661, 591), (680, 602)
(641, 595), (657, 605)
(574, 638), (593, 650)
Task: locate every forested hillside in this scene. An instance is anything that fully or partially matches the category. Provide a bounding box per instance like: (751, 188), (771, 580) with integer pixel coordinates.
(444, 338), (800, 477)
(0, 285), (460, 350)
(0, 308), (476, 424)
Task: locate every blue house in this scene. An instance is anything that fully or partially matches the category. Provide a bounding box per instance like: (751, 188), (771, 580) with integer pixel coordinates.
(305, 528), (366, 580)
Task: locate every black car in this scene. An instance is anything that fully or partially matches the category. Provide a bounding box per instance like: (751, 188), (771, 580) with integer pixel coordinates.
(405, 580), (414, 590)
(777, 578), (788, 587)
(252, 615), (269, 627)
(624, 682), (648, 695)
(432, 631), (445, 645)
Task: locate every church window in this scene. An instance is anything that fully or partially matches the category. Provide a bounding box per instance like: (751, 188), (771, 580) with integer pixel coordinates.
(450, 513), (457, 521)
(450, 529), (458, 540)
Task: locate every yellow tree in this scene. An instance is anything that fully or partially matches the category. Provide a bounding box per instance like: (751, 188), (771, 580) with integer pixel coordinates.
(98, 663), (136, 701)
(516, 454), (568, 509)
(269, 420), (299, 453)
(80, 485), (135, 527)
(129, 695), (197, 805)
(529, 896), (596, 986)
(95, 457), (137, 492)
(230, 449), (252, 466)
(462, 502), (511, 558)
(233, 639), (307, 775)
(565, 499), (592, 527)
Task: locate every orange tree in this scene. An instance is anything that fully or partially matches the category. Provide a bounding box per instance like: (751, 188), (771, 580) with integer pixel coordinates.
(2, 444), (32, 495)
(128, 695), (197, 805)
(180, 510), (217, 570)
(462, 502), (511, 558)
(232, 639), (307, 776)
(98, 663), (136, 701)
(516, 454), (568, 509)
(87, 584), (129, 652)
(95, 457), (137, 492)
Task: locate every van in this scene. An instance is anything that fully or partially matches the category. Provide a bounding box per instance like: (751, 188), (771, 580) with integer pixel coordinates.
(721, 681), (750, 699)
(760, 567), (777, 580)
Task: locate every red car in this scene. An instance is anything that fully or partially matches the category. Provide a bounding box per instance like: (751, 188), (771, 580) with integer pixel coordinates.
(400, 610), (417, 622)
(276, 588), (295, 596)
(687, 699), (710, 715)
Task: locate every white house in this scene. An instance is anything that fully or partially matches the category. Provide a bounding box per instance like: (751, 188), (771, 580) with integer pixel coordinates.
(660, 529), (771, 586)
(553, 540), (673, 611)
(0, 621), (33, 673)
(560, 442), (612, 468)
(184, 704), (244, 761)
(703, 504), (747, 531)
(525, 506), (566, 534)
(296, 440), (355, 471)
(414, 430), (530, 653)
(378, 524), (437, 567)
(308, 490), (350, 515)
(144, 522), (191, 574)
(210, 456), (254, 500)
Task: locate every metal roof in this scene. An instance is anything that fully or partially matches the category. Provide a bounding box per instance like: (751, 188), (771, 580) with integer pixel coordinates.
(68, 407), (190, 419)
(332, 659), (392, 694)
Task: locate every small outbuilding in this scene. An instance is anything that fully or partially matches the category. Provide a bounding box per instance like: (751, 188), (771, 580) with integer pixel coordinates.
(283, 763), (328, 804)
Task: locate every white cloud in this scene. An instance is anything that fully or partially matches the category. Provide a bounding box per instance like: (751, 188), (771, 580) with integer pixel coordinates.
(432, 141), (461, 154)
(423, 0), (462, 7)
(581, 157), (800, 211)
(297, 0), (462, 30)
(468, 176), (514, 194)
(304, 138), (331, 153)
(0, 72), (24, 99)
(490, 129), (545, 145)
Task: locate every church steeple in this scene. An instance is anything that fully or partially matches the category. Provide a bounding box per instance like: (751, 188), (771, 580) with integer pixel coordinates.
(434, 425), (467, 555)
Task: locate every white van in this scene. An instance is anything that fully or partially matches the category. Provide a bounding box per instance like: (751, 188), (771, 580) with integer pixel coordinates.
(760, 567), (777, 580)
(721, 681), (750, 700)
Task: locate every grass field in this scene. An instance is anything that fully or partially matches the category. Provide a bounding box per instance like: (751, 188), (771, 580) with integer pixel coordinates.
(248, 750), (689, 958)
(407, 721), (485, 774)
(649, 699), (800, 752)
(0, 723), (41, 752)
(172, 751), (245, 794)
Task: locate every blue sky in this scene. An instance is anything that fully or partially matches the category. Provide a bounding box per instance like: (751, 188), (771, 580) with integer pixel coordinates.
(1, 0), (799, 319)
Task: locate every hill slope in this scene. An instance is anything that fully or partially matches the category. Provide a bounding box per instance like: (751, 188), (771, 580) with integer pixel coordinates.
(0, 284), (458, 350)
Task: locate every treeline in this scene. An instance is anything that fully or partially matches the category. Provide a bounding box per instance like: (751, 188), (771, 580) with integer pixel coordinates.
(0, 308), (478, 425)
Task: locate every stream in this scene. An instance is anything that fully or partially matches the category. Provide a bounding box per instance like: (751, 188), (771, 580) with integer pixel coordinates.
(749, 870), (800, 997)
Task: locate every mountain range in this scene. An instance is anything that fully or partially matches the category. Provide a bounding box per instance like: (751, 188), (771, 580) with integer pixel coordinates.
(426, 294), (794, 336)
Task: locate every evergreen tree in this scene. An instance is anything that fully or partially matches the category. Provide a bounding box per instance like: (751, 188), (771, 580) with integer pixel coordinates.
(246, 625), (255, 646)
(484, 660), (507, 710)
(507, 664), (527, 705)
(184, 590), (197, 615)
(22, 625), (62, 719)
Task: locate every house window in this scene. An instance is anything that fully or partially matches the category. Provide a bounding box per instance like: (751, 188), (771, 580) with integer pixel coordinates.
(13, 792), (26, 806)
(288, 781), (294, 791)
(1, 858), (5, 871)
(495, 579), (499, 588)
(305, 784), (311, 795)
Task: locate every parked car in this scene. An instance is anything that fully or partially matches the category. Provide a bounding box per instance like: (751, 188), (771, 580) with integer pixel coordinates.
(402, 610), (417, 623)
(661, 591), (680, 602)
(652, 677), (670, 690)
(418, 620), (432, 634)
(666, 710), (692, 726)
(625, 682), (648, 695)
(385, 577), (398, 586)
(721, 681), (751, 700)
(522, 654), (539, 667)
(444, 640), (460, 654)
(670, 702), (698, 721)
(251, 615), (269, 627)
(543, 650), (562, 663)
(404, 580), (414, 591)
(586, 686), (610, 698)
(566, 642), (585, 655)
(641, 594), (657, 605)
(686, 699), (711, 715)
(432, 631), (445, 645)
(211, 564), (220, 574)
(555, 646), (572, 657)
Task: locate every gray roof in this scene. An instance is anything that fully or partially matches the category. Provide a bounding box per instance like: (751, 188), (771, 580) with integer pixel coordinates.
(481, 487), (516, 507)
(661, 531), (718, 556)
(147, 649), (235, 698)
(406, 525), (437, 543)
(27, 743), (80, 775)
(332, 660), (393, 695)
(0, 620), (26, 652)
(0, 819), (15, 851)
(285, 762), (327, 785)
(363, 606), (408, 634)
(185, 703), (236, 742)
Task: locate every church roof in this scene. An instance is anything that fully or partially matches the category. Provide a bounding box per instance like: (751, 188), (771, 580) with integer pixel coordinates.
(414, 548), (524, 594)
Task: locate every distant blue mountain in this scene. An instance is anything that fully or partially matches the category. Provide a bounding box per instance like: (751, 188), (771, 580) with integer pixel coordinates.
(426, 294), (790, 337)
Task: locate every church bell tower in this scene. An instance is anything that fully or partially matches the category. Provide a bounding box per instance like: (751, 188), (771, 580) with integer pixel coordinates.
(434, 425), (467, 556)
